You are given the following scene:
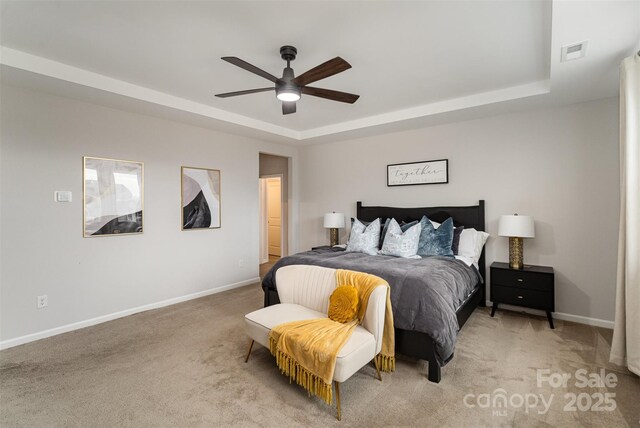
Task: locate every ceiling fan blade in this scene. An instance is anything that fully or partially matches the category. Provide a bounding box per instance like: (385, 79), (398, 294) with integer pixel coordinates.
(215, 87), (273, 98)
(221, 57), (278, 83)
(301, 86), (360, 104)
(293, 57), (351, 86)
(282, 102), (296, 115)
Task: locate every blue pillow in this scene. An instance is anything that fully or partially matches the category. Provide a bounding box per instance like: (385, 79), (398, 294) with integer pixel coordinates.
(417, 216), (454, 257)
(400, 220), (419, 232)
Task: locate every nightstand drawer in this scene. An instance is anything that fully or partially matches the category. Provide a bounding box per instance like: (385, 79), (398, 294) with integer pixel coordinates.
(491, 268), (553, 292)
(491, 285), (553, 311)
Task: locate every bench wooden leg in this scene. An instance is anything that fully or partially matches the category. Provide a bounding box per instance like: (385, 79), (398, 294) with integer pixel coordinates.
(244, 340), (254, 363)
(334, 381), (341, 421)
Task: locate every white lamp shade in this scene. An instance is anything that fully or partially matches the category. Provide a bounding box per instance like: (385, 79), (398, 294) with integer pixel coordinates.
(498, 215), (535, 238)
(323, 213), (345, 229)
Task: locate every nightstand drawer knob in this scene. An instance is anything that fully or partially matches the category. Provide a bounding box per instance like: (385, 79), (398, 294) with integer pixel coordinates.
(517, 295), (524, 299)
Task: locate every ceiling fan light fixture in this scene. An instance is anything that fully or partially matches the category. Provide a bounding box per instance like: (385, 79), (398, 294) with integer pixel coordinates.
(276, 84), (301, 102)
(276, 91), (300, 102)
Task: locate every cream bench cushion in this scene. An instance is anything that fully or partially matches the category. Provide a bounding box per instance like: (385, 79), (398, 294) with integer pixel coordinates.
(244, 264), (387, 383)
(245, 304), (376, 382)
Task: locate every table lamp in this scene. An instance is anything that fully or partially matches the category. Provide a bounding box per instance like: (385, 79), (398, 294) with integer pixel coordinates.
(498, 214), (535, 269)
(323, 212), (345, 247)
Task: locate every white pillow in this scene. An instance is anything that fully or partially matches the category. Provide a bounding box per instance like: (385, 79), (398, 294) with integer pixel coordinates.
(346, 218), (381, 255)
(473, 231), (489, 264)
(378, 218), (422, 258)
(454, 255), (474, 267)
(457, 228), (489, 266)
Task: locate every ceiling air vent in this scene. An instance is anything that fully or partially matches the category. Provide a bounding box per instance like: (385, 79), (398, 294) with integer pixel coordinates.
(561, 41), (588, 62)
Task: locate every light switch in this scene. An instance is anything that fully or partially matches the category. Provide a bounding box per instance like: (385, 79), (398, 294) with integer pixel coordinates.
(54, 191), (72, 202)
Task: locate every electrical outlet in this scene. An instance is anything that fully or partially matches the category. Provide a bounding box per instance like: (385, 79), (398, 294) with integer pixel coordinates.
(37, 295), (48, 309)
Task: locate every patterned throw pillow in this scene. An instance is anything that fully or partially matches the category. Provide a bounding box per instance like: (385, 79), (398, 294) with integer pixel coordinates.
(378, 218), (422, 258)
(417, 216), (454, 257)
(352, 217), (389, 248)
(380, 219), (418, 248)
(378, 218), (391, 248)
(346, 218), (381, 255)
(328, 285), (359, 323)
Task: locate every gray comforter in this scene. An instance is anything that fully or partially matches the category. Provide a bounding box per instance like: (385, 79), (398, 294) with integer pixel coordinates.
(261, 248), (481, 364)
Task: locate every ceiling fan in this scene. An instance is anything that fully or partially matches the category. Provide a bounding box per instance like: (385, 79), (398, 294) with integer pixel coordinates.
(215, 46), (359, 115)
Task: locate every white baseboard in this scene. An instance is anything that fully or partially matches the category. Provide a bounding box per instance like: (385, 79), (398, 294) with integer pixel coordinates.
(0, 277), (260, 351)
(553, 311), (614, 329)
(485, 301), (614, 329)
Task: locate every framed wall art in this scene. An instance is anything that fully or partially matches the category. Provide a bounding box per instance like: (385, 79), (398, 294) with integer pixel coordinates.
(387, 159), (449, 186)
(181, 166), (221, 230)
(83, 156), (144, 237)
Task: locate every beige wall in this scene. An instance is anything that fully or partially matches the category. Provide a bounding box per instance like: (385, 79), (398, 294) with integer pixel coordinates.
(0, 81), (619, 345)
(0, 85), (298, 345)
(299, 97), (619, 324)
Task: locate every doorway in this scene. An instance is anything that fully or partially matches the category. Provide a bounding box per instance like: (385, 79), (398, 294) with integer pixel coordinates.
(266, 176), (282, 257)
(259, 175), (283, 274)
(259, 153), (289, 278)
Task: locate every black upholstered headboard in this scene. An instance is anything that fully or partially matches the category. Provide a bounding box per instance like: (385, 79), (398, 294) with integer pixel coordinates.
(356, 200), (486, 281)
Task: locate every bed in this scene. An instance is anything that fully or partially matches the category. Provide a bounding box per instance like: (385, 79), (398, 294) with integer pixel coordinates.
(262, 200), (486, 383)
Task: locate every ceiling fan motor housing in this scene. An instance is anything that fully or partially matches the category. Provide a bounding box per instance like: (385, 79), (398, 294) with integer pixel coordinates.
(281, 66), (295, 82)
(276, 46), (301, 101)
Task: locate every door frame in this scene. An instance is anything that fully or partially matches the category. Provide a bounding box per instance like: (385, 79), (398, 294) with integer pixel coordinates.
(259, 173), (284, 264)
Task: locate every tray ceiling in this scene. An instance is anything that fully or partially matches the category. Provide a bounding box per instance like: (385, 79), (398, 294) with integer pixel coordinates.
(1, 1), (638, 143)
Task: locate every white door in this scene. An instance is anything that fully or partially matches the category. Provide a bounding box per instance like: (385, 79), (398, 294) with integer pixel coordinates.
(267, 177), (281, 257)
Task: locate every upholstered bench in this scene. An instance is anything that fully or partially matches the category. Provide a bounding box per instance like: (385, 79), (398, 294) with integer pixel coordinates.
(244, 264), (388, 420)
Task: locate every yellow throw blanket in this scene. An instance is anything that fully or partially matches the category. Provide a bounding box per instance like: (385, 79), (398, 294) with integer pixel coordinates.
(269, 269), (395, 404)
(337, 269), (395, 373)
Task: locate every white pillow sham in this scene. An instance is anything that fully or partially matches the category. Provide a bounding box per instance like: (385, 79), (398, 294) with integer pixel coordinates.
(454, 255), (475, 267)
(378, 218), (422, 258)
(457, 228), (489, 266)
(346, 218), (381, 255)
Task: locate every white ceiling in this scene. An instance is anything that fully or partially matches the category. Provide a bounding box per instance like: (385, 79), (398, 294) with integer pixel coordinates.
(1, 1), (638, 144)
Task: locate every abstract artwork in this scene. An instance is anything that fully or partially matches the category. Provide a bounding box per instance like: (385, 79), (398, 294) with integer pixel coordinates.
(83, 156), (144, 237)
(181, 166), (221, 230)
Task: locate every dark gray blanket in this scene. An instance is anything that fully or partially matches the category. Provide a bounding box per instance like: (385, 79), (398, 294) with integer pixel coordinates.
(261, 248), (481, 363)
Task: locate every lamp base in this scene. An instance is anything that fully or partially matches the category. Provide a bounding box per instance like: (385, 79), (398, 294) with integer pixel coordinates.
(329, 228), (339, 247)
(508, 237), (524, 269)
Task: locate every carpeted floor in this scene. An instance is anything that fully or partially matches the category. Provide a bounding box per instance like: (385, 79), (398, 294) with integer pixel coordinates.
(1, 283), (638, 427)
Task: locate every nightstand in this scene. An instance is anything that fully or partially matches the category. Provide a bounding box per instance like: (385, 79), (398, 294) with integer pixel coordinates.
(490, 262), (555, 329)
